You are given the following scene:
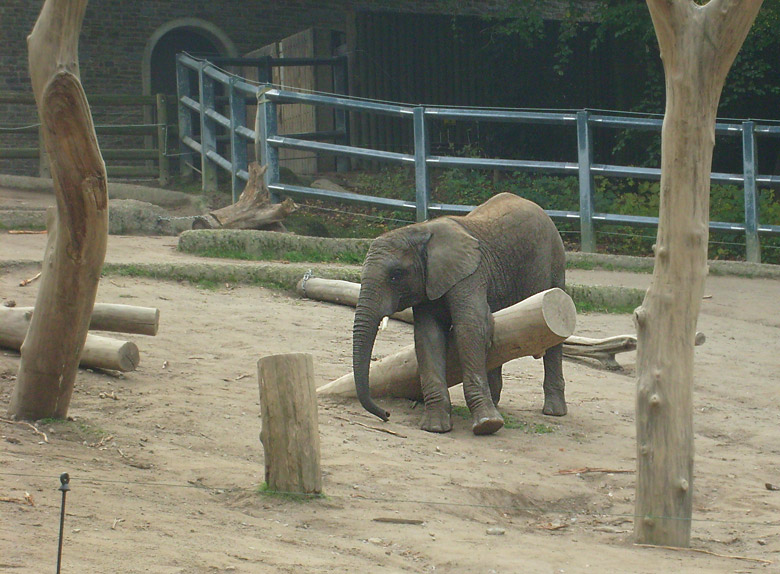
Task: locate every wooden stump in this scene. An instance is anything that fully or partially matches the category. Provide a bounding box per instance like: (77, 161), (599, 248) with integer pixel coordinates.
(192, 162), (297, 231)
(257, 353), (322, 494)
(318, 288), (576, 400)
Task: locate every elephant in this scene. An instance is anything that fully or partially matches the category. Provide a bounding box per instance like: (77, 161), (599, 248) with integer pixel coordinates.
(352, 192), (567, 436)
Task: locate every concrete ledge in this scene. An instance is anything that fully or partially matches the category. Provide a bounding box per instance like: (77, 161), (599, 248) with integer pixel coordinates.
(568, 251), (780, 279)
(0, 174), (205, 213)
(178, 229), (373, 260)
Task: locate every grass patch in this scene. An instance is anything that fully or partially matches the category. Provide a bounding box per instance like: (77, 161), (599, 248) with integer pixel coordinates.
(193, 245), (365, 265)
(574, 299), (638, 315)
(36, 417), (107, 441)
(256, 482), (324, 501)
(103, 263), (297, 293)
(450, 406), (556, 433)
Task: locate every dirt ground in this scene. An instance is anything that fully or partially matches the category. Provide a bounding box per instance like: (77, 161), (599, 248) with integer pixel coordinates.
(2, 203), (780, 573)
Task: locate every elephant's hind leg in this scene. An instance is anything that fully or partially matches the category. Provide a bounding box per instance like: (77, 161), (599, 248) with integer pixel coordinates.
(542, 343), (567, 416)
(488, 365), (503, 406)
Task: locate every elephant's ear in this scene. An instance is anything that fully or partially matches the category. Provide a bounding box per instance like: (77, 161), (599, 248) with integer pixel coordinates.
(425, 218), (481, 301)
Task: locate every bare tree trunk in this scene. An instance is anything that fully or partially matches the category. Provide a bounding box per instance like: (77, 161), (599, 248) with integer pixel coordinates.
(635, 0), (763, 547)
(192, 162), (297, 231)
(8, 0), (108, 420)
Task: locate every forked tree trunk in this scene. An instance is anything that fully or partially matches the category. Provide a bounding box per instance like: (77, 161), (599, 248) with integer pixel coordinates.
(7, 0), (108, 420)
(635, 0), (763, 547)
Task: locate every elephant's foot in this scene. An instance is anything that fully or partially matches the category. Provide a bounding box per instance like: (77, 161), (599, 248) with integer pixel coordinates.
(421, 406), (453, 433)
(542, 393), (567, 417)
(471, 404), (504, 435)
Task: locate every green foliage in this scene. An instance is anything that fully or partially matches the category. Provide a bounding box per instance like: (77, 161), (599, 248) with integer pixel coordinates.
(343, 166), (780, 264)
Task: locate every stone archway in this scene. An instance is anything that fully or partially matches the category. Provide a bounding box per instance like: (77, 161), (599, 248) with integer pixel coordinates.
(142, 18), (238, 97)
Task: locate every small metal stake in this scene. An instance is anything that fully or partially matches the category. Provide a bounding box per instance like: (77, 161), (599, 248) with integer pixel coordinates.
(56, 473), (70, 574)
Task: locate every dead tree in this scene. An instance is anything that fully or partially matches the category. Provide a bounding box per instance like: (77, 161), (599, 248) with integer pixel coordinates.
(635, 0), (763, 547)
(7, 0), (108, 420)
(192, 162), (297, 231)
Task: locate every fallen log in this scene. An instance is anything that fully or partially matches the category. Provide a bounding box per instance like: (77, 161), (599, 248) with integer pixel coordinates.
(296, 276), (414, 323)
(318, 288), (576, 400)
(192, 163), (296, 231)
(6, 303), (159, 336)
(296, 276), (704, 370)
(564, 332), (706, 370)
(0, 307), (139, 372)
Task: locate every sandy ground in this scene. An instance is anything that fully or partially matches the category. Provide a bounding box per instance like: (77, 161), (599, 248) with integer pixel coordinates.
(2, 207), (780, 573)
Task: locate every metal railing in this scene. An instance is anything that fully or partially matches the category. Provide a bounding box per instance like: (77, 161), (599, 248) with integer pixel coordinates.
(176, 53), (780, 263)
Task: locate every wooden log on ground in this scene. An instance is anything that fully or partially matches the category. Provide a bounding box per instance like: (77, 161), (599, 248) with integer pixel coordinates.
(7, 303), (159, 336)
(296, 276), (414, 323)
(0, 307), (139, 372)
(296, 276), (707, 370)
(192, 162), (297, 231)
(258, 353), (322, 494)
(565, 332), (706, 370)
(318, 288), (576, 400)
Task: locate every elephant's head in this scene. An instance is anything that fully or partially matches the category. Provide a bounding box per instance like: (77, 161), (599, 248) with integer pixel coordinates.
(352, 217), (481, 421)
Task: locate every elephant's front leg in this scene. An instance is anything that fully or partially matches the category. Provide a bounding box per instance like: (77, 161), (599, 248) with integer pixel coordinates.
(450, 297), (504, 435)
(542, 343), (567, 416)
(413, 307), (452, 433)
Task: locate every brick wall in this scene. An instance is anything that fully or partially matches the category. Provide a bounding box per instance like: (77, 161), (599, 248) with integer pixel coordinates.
(0, 0), (591, 176)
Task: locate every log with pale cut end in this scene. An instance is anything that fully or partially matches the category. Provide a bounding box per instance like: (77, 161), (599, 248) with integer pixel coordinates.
(80, 335), (140, 372)
(9, 303), (159, 336)
(317, 288), (576, 400)
(258, 353), (321, 494)
(296, 277), (414, 323)
(0, 307), (139, 372)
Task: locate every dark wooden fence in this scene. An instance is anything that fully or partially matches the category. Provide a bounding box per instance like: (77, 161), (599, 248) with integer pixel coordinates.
(0, 92), (173, 185)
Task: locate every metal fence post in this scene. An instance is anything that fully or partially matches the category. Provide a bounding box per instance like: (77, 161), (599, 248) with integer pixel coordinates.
(198, 62), (218, 192)
(229, 77), (247, 203)
(333, 55), (349, 173)
(413, 107), (430, 222)
(577, 110), (596, 253)
(257, 87), (280, 203)
(742, 121), (761, 263)
(175, 55), (194, 180)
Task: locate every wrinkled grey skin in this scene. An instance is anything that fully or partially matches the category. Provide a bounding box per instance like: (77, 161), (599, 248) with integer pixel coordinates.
(352, 192), (567, 435)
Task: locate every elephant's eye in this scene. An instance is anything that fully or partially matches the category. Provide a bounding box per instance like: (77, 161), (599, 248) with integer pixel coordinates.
(388, 268), (404, 283)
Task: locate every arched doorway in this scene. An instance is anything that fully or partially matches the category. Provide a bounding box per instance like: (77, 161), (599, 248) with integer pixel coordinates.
(142, 18), (238, 97)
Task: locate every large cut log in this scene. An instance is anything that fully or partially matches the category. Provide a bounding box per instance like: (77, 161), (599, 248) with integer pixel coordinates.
(6, 303), (159, 336)
(0, 307), (139, 372)
(192, 163), (297, 231)
(296, 276), (704, 370)
(318, 288), (576, 400)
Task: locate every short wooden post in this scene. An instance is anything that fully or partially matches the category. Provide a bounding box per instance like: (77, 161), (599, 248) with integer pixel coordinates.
(257, 353), (322, 494)
(156, 93), (170, 187)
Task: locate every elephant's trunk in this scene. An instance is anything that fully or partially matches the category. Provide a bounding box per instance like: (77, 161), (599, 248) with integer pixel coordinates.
(352, 287), (392, 421)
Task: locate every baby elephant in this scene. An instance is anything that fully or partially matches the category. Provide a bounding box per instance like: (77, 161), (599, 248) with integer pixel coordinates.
(352, 192), (567, 435)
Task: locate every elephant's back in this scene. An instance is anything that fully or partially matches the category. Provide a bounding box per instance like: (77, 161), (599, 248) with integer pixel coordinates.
(459, 193), (565, 309)
(465, 192), (545, 222)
